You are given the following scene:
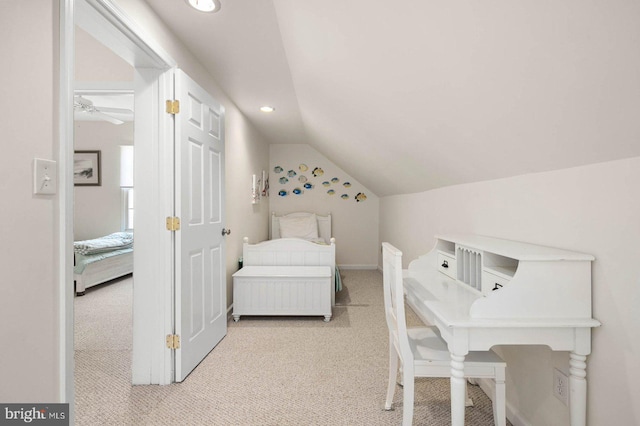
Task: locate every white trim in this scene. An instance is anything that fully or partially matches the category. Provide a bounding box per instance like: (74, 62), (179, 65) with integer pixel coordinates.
(336, 264), (379, 270)
(227, 304), (234, 322)
(120, 187), (134, 231)
(75, 87), (134, 100)
(59, 0), (75, 407)
(74, 81), (135, 92)
(78, 0), (176, 69)
(130, 67), (174, 385)
(160, 69), (176, 384)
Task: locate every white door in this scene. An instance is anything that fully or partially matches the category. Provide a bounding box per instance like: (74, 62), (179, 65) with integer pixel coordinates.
(174, 69), (227, 382)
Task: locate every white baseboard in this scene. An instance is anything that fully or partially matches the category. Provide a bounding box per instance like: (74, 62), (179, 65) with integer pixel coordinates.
(337, 264), (378, 270)
(226, 303), (234, 322)
(476, 378), (531, 426)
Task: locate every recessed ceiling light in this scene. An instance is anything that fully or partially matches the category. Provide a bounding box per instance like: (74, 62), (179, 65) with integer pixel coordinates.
(186, 0), (221, 13)
(260, 106), (275, 113)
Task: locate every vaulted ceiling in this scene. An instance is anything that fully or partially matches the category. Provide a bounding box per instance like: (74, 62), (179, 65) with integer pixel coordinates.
(144, 0), (640, 197)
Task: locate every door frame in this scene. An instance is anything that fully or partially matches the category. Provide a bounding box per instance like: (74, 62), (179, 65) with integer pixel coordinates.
(59, 0), (178, 407)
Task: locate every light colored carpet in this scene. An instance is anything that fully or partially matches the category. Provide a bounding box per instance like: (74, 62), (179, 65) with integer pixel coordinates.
(75, 270), (508, 425)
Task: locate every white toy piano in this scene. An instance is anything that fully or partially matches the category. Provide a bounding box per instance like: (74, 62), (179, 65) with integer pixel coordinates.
(402, 234), (601, 426)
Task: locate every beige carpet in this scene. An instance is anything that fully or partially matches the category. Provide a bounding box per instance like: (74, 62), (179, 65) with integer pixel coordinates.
(74, 270), (508, 425)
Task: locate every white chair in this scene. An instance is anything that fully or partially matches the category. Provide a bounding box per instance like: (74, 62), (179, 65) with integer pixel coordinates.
(382, 242), (506, 426)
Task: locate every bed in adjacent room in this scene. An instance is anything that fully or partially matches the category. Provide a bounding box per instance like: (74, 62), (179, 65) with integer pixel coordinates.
(74, 232), (133, 296)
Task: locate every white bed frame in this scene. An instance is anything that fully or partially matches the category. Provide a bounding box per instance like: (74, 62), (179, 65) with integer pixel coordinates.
(234, 212), (337, 320)
(74, 251), (133, 295)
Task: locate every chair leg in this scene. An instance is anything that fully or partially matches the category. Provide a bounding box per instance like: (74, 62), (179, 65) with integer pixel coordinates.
(493, 376), (506, 426)
(385, 338), (398, 410)
(402, 365), (414, 426)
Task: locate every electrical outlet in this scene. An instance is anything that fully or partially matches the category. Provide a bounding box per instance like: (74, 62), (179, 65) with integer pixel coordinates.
(553, 368), (569, 406)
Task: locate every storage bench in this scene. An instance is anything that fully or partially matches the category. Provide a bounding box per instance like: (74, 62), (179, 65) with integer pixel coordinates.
(232, 265), (332, 322)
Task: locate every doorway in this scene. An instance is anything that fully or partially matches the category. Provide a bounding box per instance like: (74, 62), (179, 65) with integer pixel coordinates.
(73, 24), (136, 417)
(60, 0), (178, 413)
(62, 2), (227, 417)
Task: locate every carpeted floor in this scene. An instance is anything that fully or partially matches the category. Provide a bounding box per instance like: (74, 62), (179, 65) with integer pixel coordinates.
(74, 269), (508, 425)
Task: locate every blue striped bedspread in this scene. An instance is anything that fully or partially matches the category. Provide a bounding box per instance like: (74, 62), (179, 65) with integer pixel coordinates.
(74, 232), (133, 255)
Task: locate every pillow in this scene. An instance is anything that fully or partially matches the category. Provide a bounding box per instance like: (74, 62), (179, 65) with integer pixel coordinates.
(279, 214), (319, 240)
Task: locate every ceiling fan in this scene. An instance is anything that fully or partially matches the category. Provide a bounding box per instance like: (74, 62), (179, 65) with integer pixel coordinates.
(74, 95), (133, 125)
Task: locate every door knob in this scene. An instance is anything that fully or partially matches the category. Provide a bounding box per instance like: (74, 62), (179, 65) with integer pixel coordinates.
(222, 228), (231, 236)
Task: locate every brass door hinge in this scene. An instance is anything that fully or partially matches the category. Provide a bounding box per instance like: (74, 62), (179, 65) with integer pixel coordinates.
(166, 216), (181, 231)
(166, 334), (180, 350)
(166, 100), (180, 115)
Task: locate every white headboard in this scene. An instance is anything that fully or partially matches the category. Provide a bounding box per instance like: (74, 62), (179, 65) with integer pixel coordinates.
(270, 212), (332, 244)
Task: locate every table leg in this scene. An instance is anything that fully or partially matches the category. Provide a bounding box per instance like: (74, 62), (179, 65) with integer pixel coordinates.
(569, 352), (588, 426)
(450, 353), (466, 426)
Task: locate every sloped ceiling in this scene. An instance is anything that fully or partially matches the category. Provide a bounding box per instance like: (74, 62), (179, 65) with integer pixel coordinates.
(144, 0), (640, 197)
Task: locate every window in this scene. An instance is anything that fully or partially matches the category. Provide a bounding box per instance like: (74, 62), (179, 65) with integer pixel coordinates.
(120, 145), (134, 231)
(122, 188), (134, 231)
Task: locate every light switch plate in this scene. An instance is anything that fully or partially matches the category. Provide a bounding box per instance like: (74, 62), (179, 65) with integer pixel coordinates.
(34, 158), (57, 195)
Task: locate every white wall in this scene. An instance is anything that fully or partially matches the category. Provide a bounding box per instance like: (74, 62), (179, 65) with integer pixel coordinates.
(75, 26), (134, 81)
(74, 122), (133, 240)
(0, 0), (58, 401)
(379, 157), (640, 425)
(270, 144), (379, 268)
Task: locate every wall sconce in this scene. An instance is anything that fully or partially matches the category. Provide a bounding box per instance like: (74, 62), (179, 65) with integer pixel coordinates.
(252, 174), (259, 204)
(252, 171), (269, 204)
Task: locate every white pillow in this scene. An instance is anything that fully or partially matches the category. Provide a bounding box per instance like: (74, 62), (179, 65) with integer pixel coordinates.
(279, 214), (319, 240)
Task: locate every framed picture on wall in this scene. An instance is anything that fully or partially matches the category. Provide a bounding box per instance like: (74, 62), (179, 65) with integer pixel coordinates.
(74, 150), (101, 186)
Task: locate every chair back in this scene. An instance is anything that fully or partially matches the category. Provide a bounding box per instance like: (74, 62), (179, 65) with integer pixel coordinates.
(382, 242), (412, 364)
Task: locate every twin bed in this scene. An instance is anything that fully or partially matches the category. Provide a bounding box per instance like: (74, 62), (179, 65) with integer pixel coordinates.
(233, 212), (340, 321)
(73, 232), (133, 296)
